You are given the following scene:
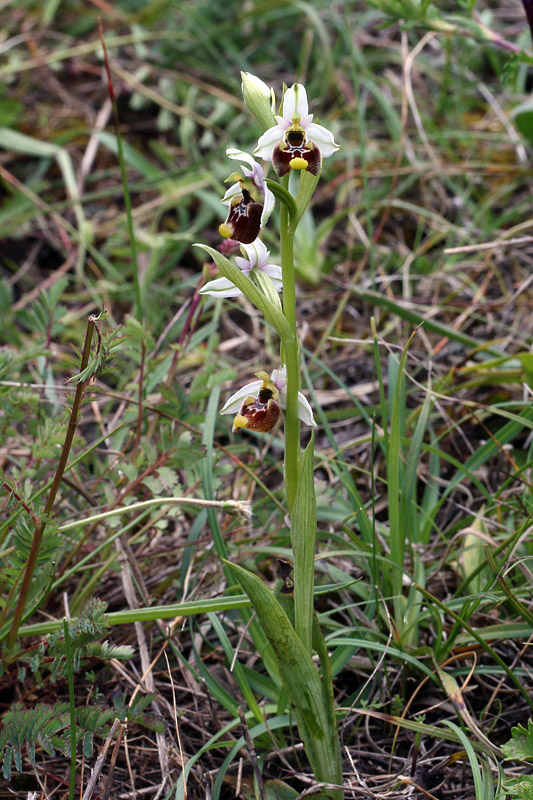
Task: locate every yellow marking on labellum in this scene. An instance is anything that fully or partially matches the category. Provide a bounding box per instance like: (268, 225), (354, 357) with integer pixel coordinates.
(233, 414), (249, 429)
(289, 157), (308, 170)
(219, 222), (233, 238)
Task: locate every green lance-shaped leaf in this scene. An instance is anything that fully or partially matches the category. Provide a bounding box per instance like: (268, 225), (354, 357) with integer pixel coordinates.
(291, 436), (316, 655)
(265, 179), (297, 219)
(275, 568), (342, 788)
(194, 244), (292, 344)
(224, 560), (343, 799)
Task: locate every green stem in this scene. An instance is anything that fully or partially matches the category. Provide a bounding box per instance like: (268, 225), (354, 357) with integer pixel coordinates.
(280, 175), (300, 511)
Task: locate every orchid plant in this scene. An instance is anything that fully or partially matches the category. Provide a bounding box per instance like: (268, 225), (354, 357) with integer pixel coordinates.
(195, 74), (342, 799)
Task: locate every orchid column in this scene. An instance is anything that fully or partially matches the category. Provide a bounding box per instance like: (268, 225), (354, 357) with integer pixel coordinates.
(194, 74), (342, 799)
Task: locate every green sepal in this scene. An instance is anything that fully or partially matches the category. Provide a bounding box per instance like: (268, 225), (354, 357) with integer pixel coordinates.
(194, 244), (291, 342)
(289, 170), (320, 233)
(265, 179), (297, 219)
(223, 559), (343, 799)
(241, 72), (277, 131)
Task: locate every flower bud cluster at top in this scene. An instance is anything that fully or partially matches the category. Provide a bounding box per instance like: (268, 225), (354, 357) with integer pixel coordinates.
(199, 73), (339, 433)
(200, 74), (339, 301)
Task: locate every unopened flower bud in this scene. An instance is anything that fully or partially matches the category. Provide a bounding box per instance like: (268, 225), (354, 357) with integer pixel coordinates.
(241, 72), (276, 131)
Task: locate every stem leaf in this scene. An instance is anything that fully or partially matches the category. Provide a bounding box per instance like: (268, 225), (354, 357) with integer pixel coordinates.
(194, 244), (291, 341)
(223, 559), (342, 798)
(266, 179), (297, 219)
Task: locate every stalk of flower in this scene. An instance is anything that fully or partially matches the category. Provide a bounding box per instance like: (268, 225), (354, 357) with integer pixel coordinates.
(218, 149), (275, 244)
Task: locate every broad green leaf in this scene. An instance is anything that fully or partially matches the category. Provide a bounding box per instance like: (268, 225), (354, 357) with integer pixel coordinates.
(224, 560), (342, 799)
(502, 721), (533, 762)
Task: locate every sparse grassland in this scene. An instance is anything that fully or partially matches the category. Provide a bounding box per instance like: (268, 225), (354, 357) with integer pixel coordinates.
(0, 1), (532, 798)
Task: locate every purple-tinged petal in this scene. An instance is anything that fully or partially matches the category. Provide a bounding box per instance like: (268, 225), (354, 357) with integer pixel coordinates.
(234, 255), (252, 273)
(274, 114), (291, 130)
(271, 366), (287, 393)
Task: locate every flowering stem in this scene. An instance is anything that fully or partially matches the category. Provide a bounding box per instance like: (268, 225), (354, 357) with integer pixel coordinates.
(280, 175), (301, 511)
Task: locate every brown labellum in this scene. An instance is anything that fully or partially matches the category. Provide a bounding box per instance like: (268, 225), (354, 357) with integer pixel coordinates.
(232, 387), (281, 433)
(220, 190), (263, 244)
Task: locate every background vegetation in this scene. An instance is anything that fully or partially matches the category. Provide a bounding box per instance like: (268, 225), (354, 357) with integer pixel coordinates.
(0, 0), (532, 798)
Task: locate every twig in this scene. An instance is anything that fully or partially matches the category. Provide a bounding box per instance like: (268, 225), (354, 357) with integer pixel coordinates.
(81, 718), (123, 800)
(444, 235), (533, 254)
(6, 313), (98, 650)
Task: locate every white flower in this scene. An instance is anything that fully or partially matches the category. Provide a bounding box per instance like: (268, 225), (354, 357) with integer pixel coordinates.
(218, 149), (275, 244)
(221, 365), (317, 428)
(254, 83), (339, 177)
(199, 239), (282, 299)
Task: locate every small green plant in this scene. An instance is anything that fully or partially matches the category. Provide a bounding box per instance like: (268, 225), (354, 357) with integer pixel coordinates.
(193, 74), (342, 798)
(0, 599), (138, 782)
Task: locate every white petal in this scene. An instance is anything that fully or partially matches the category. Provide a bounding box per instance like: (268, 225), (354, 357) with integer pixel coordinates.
(240, 239), (269, 268)
(282, 84), (309, 121)
(278, 388), (315, 426)
(254, 125), (284, 160)
(260, 185), (275, 227)
(221, 182), (242, 204)
(220, 380), (262, 414)
(226, 148), (257, 169)
(306, 122), (339, 157)
(297, 392), (317, 427)
(199, 277), (242, 298)
(262, 264), (283, 285)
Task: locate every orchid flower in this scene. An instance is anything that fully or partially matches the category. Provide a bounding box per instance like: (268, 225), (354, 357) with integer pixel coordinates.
(220, 366), (316, 432)
(254, 83), (339, 177)
(199, 239), (282, 299)
(219, 149), (275, 244)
